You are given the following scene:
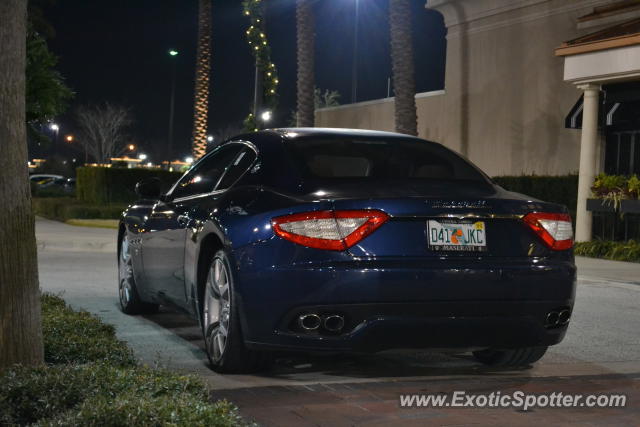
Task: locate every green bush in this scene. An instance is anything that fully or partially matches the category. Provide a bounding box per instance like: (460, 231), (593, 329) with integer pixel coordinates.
(574, 240), (640, 263)
(77, 167), (182, 205)
(32, 197), (126, 221)
(493, 175), (578, 219)
(0, 294), (247, 426)
(41, 293), (136, 366)
(1, 364), (244, 426)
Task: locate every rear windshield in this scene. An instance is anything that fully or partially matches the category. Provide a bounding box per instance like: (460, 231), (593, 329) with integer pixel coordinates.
(287, 138), (488, 182)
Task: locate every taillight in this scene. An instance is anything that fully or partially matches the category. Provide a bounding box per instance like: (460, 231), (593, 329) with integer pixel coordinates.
(523, 212), (573, 251)
(271, 210), (389, 251)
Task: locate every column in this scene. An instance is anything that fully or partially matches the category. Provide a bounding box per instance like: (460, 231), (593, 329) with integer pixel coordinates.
(575, 84), (601, 242)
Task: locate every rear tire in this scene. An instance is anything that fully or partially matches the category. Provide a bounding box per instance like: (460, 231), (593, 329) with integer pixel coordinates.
(202, 249), (270, 373)
(472, 346), (548, 367)
(118, 231), (159, 315)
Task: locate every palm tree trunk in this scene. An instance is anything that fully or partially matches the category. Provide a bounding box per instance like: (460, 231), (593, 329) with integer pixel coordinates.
(0, 0), (44, 368)
(296, 0), (315, 127)
(192, 0), (212, 159)
(389, 0), (417, 136)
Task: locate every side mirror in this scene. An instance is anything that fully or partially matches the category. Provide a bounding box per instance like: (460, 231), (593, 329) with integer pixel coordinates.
(135, 178), (162, 200)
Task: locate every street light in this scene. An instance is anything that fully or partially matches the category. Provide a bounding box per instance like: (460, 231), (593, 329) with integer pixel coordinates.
(138, 153), (147, 161)
(49, 123), (59, 132)
(128, 144), (135, 151)
(65, 135), (74, 143)
(206, 135), (214, 143)
(185, 156), (194, 164)
(167, 49), (179, 161)
(260, 110), (272, 122)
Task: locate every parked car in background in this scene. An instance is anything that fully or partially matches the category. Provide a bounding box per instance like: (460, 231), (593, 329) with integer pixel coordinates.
(30, 174), (75, 195)
(117, 128), (576, 373)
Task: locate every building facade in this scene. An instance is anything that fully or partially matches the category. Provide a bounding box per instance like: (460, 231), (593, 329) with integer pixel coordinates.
(316, 0), (639, 178)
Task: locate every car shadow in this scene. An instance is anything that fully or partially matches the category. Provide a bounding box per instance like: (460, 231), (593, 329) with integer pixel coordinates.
(141, 306), (536, 381)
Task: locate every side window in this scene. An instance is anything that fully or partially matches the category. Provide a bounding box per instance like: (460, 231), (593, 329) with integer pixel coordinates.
(170, 144), (243, 199)
(216, 146), (257, 190)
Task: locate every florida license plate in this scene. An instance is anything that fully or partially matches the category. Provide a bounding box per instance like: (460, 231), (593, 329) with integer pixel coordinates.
(427, 220), (487, 252)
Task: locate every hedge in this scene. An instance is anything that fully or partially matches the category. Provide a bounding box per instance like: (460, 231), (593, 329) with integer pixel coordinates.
(493, 175), (578, 219)
(574, 240), (640, 263)
(32, 197), (127, 221)
(77, 167), (182, 205)
(0, 294), (247, 426)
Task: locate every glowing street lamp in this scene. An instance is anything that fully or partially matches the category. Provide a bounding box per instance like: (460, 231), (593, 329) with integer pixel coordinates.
(206, 135), (214, 143)
(128, 144), (136, 151)
(185, 156), (194, 164)
(65, 135), (74, 143)
(138, 153), (148, 161)
(260, 110), (272, 122)
(169, 49), (179, 56)
(49, 123), (59, 132)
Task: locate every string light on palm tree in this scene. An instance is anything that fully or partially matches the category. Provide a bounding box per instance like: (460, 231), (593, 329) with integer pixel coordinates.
(242, 0), (279, 131)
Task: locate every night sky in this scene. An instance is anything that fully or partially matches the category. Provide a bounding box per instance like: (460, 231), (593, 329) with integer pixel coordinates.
(44, 0), (446, 162)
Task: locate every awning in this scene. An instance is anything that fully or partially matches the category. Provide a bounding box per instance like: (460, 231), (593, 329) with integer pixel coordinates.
(564, 83), (640, 129)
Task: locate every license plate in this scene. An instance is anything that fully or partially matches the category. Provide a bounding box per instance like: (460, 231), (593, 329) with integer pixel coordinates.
(427, 220), (487, 252)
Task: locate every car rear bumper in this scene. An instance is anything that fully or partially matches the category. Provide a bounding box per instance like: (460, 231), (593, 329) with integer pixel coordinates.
(244, 300), (572, 352)
(232, 242), (576, 353)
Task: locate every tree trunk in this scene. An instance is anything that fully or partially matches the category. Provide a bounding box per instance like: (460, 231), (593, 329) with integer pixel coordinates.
(389, 0), (417, 136)
(296, 0), (315, 127)
(0, 0), (44, 369)
(192, 0), (212, 160)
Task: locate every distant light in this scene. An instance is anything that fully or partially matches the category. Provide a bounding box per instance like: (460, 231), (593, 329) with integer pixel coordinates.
(138, 153), (147, 160)
(260, 110), (272, 122)
(169, 49), (179, 56)
(206, 135), (214, 142)
(49, 123), (59, 131)
(146, 162), (153, 167)
(65, 135), (74, 142)
(185, 156), (194, 164)
(128, 144), (135, 151)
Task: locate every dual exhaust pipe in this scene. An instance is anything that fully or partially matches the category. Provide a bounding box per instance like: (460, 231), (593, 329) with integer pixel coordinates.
(298, 313), (345, 333)
(545, 309), (571, 327)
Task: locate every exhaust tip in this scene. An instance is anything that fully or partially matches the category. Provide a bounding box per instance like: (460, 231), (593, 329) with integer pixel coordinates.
(558, 309), (571, 324)
(545, 311), (560, 326)
(298, 313), (321, 331)
(323, 314), (345, 332)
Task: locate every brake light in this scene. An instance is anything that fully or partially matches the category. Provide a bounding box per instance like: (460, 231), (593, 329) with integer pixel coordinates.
(272, 210), (389, 251)
(523, 212), (573, 250)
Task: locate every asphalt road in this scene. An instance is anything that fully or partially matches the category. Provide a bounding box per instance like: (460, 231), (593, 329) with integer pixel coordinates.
(36, 217), (640, 425)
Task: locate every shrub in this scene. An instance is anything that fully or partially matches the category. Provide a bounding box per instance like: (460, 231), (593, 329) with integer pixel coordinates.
(41, 293), (136, 366)
(493, 175), (578, 219)
(0, 295), (247, 426)
(574, 240), (640, 263)
(77, 167), (181, 205)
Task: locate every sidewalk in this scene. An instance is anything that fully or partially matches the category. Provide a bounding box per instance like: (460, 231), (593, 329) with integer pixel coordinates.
(575, 256), (640, 284)
(36, 217), (117, 253)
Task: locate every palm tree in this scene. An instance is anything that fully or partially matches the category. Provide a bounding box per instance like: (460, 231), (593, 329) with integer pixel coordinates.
(192, 0), (212, 159)
(0, 0), (44, 368)
(389, 0), (418, 136)
(296, 0), (315, 127)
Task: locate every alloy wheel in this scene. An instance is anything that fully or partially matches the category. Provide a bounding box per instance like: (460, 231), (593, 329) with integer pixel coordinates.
(118, 234), (134, 307)
(204, 257), (231, 362)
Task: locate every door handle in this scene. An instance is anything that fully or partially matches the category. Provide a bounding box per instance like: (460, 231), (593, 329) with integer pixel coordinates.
(177, 214), (190, 226)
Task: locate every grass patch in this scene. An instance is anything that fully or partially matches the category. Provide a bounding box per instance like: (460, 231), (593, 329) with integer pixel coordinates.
(0, 294), (247, 426)
(574, 240), (640, 263)
(65, 219), (119, 229)
(33, 197), (126, 221)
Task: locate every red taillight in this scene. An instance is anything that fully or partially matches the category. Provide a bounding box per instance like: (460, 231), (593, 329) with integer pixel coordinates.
(271, 210), (390, 251)
(523, 212), (573, 251)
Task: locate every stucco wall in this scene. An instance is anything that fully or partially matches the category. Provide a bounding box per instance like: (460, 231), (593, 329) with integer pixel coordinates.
(316, 0), (615, 176)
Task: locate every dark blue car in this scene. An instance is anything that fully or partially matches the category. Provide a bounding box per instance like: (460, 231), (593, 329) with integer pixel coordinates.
(118, 128), (576, 373)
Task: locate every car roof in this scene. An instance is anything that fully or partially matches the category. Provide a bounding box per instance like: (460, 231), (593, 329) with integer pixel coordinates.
(266, 127), (420, 140)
